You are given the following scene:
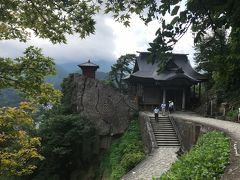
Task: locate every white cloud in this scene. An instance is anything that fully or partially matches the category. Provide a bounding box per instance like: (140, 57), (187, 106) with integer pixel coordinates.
(0, 8), (195, 66)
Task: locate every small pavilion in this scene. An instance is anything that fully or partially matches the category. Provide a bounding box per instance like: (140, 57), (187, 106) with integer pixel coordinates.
(125, 52), (207, 110)
(78, 60), (99, 79)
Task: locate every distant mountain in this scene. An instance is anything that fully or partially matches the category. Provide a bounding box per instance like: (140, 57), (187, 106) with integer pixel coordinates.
(59, 59), (113, 73)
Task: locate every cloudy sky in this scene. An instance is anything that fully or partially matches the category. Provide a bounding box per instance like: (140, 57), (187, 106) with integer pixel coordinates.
(0, 7), (195, 69)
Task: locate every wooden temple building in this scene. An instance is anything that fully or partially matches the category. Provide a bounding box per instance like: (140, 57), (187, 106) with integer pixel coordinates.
(125, 52), (207, 110)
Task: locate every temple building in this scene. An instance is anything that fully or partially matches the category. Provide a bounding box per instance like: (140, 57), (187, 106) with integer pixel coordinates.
(78, 60), (99, 79)
(125, 52), (207, 110)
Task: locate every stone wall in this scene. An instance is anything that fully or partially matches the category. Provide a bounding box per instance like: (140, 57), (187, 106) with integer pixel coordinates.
(139, 112), (158, 153)
(172, 116), (217, 152)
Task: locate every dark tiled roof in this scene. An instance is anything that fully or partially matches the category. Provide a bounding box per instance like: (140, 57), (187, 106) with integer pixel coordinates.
(127, 52), (207, 82)
(78, 60), (99, 68)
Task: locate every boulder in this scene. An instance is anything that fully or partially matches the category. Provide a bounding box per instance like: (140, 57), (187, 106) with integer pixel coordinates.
(63, 73), (137, 138)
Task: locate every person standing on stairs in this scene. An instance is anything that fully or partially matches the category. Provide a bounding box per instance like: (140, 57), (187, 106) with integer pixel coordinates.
(161, 102), (166, 116)
(169, 100), (174, 113)
(154, 107), (160, 121)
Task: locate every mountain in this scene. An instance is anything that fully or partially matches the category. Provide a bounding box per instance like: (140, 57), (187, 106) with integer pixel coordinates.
(60, 60), (113, 73)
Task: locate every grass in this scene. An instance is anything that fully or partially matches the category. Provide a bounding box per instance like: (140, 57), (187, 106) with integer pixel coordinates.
(98, 118), (145, 180)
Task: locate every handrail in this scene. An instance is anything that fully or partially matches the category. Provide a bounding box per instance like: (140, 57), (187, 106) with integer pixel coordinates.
(169, 115), (186, 152)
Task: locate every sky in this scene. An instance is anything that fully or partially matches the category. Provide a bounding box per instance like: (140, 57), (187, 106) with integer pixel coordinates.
(0, 6), (195, 68)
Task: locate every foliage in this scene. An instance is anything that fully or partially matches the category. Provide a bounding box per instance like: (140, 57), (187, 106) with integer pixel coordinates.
(0, 88), (23, 107)
(160, 131), (230, 180)
(99, 119), (145, 180)
(0, 47), (62, 176)
(194, 28), (240, 104)
(103, 0), (240, 71)
(0, 46), (62, 105)
(226, 109), (238, 121)
(108, 54), (136, 93)
(1, 1), (240, 72)
(31, 108), (97, 180)
(0, 0), (99, 43)
(194, 29), (228, 90)
(0, 102), (44, 177)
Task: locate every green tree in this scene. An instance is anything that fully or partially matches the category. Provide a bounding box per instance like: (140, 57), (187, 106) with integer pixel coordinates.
(103, 0), (240, 70)
(32, 108), (97, 180)
(0, 46), (62, 105)
(194, 29), (229, 89)
(0, 46), (62, 177)
(108, 54), (136, 93)
(2, 1), (240, 70)
(0, 0), (98, 43)
(0, 102), (44, 176)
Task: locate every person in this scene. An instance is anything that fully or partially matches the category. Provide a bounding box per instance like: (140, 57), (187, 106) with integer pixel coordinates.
(153, 107), (160, 121)
(161, 102), (166, 116)
(169, 100), (174, 113)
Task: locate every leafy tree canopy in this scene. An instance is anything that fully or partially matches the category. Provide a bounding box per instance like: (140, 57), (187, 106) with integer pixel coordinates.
(0, 102), (44, 177)
(32, 107), (97, 180)
(0, 46), (62, 105)
(0, 0), (98, 43)
(108, 54), (136, 93)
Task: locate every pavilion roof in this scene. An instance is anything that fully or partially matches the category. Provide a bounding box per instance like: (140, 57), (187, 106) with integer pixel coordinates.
(78, 60), (99, 68)
(126, 52), (207, 83)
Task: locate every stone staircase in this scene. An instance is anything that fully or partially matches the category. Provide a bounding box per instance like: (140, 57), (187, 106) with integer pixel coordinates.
(150, 116), (180, 147)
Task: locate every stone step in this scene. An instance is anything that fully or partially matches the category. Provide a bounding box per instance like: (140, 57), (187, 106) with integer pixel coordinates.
(155, 134), (177, 137)
(156, 135), (177, 139)
(157, 141), (180, 144)
(157, 140), (179, 142)
(153, 130), (176, 132)
(153, 129), (175, 132)
(158, 144), (180, 147)
(152, 125), (173, 128)
(152, 121), (172, 123)
(156, 141), (180, 144)
(150, 115), (180, 148)
(153, 130), (175, 132)
(152, 123), (172, 125)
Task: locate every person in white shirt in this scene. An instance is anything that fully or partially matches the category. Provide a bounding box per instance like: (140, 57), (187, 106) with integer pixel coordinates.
(161, 103), (166, 116)
(153, 107), (160, 121)
(169, 100), (174, 113)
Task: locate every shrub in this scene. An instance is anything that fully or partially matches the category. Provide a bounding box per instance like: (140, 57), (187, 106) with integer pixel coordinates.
(160, 131), (230, 180)
(99, 119), (145, 180)
(226, 109), (238, 121)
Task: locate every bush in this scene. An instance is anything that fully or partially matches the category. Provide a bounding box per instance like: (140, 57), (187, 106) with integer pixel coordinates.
(99, 119), (145, 180)
(160, 131), (230, 180)
(226, 109), (238, 121)
(32, 113), (97, 180)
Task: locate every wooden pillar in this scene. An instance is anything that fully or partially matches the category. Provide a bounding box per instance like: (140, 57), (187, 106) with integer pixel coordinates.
(193, 85), (196, 98)
(198, 83), (201, 99)
(163, 88), (166, 104)
(182, 88), (186, 110)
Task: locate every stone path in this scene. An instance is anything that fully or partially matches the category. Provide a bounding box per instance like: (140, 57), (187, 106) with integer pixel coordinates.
(122, 112), (180, 180)
(171, 111), (240, 141)
(122, 111), (240, 180)
(121, 147), (179, 180)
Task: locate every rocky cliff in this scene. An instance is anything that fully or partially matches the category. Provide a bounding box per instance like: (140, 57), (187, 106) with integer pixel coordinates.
(62, 73), (137, 149)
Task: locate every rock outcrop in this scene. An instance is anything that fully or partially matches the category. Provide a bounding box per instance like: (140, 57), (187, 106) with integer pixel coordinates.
(62, 73), (137, 148)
